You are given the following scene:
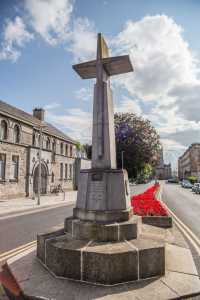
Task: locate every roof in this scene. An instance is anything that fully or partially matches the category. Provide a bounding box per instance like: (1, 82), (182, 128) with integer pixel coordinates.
(0, 100), (76, 144)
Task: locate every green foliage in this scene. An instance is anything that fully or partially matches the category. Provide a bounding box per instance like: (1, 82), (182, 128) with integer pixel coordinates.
(187, 176), (197, 184)
(115, 113), (161, 178)
(82, 144), (92, 159)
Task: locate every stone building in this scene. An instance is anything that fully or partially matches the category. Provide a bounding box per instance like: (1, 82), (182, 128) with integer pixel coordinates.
(178, 143), (200, 180)
(0, 100), (77, 199)
(154, 147), (172, 180)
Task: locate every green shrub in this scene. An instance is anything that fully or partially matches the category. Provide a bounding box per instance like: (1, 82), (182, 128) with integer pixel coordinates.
(187, 176), (197, 184)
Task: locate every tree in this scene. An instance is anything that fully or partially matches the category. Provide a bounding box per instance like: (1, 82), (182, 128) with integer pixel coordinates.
(83, 143), (92, 159)
(115, 113), (161, 179)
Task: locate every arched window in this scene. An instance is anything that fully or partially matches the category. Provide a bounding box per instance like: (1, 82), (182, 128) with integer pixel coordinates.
(46, 137), (50, 150)
(13, 125), (20, 143)
(0, 120), (8, 140)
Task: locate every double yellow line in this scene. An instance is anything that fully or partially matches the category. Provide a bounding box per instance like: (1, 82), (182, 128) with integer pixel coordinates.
(158, 185), (200, 256)
(0, 240), (36, 263)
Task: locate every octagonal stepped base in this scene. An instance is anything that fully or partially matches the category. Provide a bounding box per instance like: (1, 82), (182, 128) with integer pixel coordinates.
(37, 229), (165, 285)
(64, 216), (141, 242)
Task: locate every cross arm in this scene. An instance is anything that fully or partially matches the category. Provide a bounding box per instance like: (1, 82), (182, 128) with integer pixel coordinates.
(73, 55), (133, 79)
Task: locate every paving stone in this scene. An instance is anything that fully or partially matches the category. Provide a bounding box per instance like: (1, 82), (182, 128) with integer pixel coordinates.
(166, 243), (198, 275)
(161, 271), (200, 297)
(125, 277), (178, 300)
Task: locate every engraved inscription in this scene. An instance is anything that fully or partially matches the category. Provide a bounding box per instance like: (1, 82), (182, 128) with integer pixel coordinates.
(88, 181), (105, 202)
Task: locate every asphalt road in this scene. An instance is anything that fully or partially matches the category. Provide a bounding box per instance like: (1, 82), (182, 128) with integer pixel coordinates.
(0, 182), (151, 256)
(0, 204), (74, 254)
(162, 181), (200, 239)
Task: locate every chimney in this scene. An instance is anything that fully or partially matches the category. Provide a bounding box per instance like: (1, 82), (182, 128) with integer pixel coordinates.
(33, 108), (45, 121)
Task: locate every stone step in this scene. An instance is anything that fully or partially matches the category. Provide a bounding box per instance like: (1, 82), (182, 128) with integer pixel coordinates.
(64, 216), (140, 242)
(38, 232), (165, 285)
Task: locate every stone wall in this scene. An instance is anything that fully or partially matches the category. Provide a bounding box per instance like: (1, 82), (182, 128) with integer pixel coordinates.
(0, 143), (27, 199)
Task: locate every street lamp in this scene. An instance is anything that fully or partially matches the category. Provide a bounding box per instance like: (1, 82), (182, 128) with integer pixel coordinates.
(121, 151), (125, 170)
(36, 123), (48, 205)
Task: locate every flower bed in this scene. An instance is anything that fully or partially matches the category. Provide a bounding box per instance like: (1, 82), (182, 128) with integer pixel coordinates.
(131, 183), (172, 228)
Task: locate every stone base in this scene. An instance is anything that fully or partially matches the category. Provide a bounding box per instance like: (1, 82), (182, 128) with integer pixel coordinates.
(4, 223), (200, 300)
(64, 215), (139, 241)
(75, 168), (131, 222)
(36, 215), (165, 285)
(73, 207), (132, 223)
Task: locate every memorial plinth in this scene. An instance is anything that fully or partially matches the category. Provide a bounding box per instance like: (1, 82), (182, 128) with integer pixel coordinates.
(34, 33), (166, 285)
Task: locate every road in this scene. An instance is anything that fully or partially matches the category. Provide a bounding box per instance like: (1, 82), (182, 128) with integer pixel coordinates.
(0, 204), (74, 255)
(0, 183), (150, 256)
(162, 181), (200, 239)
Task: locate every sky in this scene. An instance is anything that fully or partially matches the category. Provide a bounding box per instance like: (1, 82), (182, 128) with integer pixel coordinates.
(1, 0), (200, 170)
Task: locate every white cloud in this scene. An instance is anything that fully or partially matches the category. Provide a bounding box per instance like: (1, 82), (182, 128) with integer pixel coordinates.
(115, 96), (142, 115)
(74, 87), (93, 102)
(67, 17), (97, 62)
(46, 107), (92, 143)
(112, 15), (199, 102)
(24, 0), (73, 45)
(0, 16), (33, 62)
(111, 14), (200, 163)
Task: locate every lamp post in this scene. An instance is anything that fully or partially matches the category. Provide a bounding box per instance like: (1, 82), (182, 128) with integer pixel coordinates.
(37, 123), (48, 205)
(121, 151), (125, 170)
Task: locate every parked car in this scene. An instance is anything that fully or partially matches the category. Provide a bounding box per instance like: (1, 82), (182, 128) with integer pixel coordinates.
(194, 183), (200, 194)
(167, 178), (179, 184)
(192, 183), (200, 192)
(181, 180), (193, 188)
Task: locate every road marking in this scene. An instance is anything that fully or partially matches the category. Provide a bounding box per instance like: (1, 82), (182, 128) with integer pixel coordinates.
(159, 184), (200, 256)
(0, 241), (36, 262)
(0, 200), (76, 221)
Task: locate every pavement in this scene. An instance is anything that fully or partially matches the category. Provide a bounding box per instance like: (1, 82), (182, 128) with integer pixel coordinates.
(0, 191), (77, 219)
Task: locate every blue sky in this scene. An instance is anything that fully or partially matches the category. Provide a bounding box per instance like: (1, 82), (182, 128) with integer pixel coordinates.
(1, 0), (200, 169)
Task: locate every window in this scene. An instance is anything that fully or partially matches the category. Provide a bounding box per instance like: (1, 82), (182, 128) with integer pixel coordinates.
(65, 144), (68, 156)
(52, 140), (56, 162)
(51, 172), (54, 183)
(46, 137), (50, 150)
(60, 143), (64, 155)
(70, 145), (73, 157)
(60, 163), (63, 179)
(11, 156), (19, 180)
(13, 125), (20, 143)
(0, 154), (6, 180)
(0, 120), (8, 140)
(69, 164), (73, 179)
(32, 132), (36, 146)
(65, 164), (68, 179)
(52, 140), (56, 152)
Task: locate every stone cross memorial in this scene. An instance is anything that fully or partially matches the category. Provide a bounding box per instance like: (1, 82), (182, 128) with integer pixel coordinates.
(73, 33), (133, 222)
(36, 33), (166, 287)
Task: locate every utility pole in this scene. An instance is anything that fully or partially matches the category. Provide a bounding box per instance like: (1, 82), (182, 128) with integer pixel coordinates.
(37, 125), (42, 205)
